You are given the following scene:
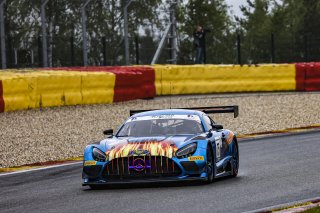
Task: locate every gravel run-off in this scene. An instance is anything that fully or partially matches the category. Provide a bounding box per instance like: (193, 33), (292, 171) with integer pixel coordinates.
(0, 92), (319, 168)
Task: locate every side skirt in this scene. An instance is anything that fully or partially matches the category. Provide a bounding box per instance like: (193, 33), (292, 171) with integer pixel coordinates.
(215, 171), (233, 178)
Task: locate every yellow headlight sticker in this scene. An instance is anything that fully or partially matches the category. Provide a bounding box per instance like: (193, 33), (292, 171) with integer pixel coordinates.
(188, 156), (204, 161)
(84, 161), (97, 166)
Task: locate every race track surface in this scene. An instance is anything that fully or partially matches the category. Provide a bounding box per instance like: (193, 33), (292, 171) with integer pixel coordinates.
(1, 132), (320, 213)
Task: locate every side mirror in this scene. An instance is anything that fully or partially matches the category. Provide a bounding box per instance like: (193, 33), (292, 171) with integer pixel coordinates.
(207, 131), (213, 138)
(212, 124), (223, 130)
(103, 129), (113, 135)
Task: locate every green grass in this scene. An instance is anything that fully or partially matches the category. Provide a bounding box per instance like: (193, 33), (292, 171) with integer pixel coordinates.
(302, 206), (320, 213)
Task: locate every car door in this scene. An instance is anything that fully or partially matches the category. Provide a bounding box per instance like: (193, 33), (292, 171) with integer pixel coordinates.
(203, 114), (223, 162)
(208, 115), (225, 162)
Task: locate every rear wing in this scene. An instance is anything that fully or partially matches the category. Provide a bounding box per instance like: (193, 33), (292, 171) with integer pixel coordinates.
(130, 105), (239, 118)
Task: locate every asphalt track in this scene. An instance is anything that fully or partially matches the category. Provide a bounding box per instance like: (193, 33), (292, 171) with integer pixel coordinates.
(1, 132), (319, 213)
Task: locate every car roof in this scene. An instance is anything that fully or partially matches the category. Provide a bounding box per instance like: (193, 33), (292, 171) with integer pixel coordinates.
(131, 109), (203, 118)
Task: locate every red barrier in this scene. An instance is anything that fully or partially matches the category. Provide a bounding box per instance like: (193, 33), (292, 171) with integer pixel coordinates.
(109, 69), (144, 102)
(295, 62), (320, 91)
(85, 66), (155, 102)
(39, 66), (156, 102)
(305, 63), (320, 91)
(295, 63), (306, 91)
(0, 80), (4, 112)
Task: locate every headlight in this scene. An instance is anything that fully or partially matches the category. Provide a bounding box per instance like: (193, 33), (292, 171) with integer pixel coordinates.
(176, 143), (197, 158)
(92, 148), (106, 162)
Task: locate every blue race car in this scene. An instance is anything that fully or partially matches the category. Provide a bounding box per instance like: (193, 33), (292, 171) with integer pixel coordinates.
(82, 106), (239, 188)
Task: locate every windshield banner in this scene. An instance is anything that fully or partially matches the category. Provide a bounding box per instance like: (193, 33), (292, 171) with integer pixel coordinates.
(127, 115), (201, 123)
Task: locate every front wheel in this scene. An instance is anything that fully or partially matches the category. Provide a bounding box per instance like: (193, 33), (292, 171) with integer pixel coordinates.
(231, 141), (239, 177)
(206, 145), (215, 184)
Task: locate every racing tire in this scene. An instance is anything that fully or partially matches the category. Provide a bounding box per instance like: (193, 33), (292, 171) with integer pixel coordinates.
(231, 140), (239, 177)
(205, 145), (215, 184)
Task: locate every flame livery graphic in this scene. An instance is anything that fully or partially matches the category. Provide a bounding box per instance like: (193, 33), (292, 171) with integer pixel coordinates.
(106, 141), (177, 161)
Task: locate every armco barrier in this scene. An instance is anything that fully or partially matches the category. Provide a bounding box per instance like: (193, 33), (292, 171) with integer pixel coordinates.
(1, 74), (30, 111)
(109, 66), (155, 102)
(295, 63), (320, 91)
(153, 64), (296, 95)
(42, 66), (156, 102)
(295, 63), (306, 91)
(81, 72), (115, 105)
(305, 63), (320, 91)
(0, 70), (116, 112)
(0, 63), (319, 113)
(37, 73), (66, 108)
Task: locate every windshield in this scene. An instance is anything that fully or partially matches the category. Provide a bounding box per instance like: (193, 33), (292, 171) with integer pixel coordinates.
(117, 115), (204, 137)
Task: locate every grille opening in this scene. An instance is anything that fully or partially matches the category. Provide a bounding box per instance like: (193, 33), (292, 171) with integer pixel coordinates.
(83, 165), (102, 177)
(180, 161), (199, 172)
(102, 156), (181, 180)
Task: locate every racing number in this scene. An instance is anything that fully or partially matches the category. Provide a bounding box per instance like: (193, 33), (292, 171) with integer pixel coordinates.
(215, 137), (222, 160)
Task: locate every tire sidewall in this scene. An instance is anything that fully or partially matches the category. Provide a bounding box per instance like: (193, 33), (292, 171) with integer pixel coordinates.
(206, 145), (215, 183)
(232, 141), (239, 177)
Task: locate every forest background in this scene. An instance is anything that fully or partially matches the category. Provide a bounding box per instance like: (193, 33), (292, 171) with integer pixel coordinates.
(5, 0), (320, 67)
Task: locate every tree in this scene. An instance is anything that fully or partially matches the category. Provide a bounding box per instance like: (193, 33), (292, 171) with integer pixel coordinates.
(238, 0), (320, 63)
(237, 0), (272, 63)
(177, 0), (235, 64)
(5, 0), (41, 67)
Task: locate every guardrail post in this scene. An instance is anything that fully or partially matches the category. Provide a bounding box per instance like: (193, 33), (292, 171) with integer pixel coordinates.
(237, 34), (241, 65)
(135, 35), (139, 65)
(41, 0), (49, 67)
(102, 36), (107, 66)
(70, 35), (74, 66)
(271, 33), (275, 63)
(37, 36), (42, 67)
(81, 0), (91, 67)
(13, 48), (17, 66)
(124, 0), (133, 65)
(0, 0), (7, 69)
(169, 1), (177, 64)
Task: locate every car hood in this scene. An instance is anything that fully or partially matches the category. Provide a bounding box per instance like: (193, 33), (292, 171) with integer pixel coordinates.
(100, 134), (206, 160)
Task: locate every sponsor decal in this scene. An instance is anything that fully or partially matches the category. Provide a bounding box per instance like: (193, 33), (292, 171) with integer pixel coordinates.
(188, 156), (204, 161)
(84, 161), (97, 166)
(126, 115), (202, 123)
(215, 136), (222, 159)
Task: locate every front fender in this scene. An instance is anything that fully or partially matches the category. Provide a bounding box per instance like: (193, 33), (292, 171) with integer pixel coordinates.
(83, 144), (105, 161)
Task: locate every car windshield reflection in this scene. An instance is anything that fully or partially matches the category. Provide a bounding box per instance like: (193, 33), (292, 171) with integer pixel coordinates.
(117, 118), (204, 137)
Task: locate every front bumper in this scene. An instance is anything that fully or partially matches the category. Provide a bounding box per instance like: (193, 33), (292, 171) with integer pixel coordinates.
(83, 143), (208, 185)
(82, 155), (207, 185)
(82, 174), (208, 185)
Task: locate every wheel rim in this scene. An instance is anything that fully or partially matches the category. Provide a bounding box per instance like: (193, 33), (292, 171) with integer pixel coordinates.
(232, 143), (239, 174)
(207, 147), (213, 181)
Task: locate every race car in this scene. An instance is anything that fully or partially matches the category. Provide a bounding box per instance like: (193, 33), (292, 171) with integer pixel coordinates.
(82, 106), (239, 188)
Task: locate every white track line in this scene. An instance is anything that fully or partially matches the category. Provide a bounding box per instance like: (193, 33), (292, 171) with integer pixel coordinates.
(0, 161), (82, 177)
(243, 196), (320, 213)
